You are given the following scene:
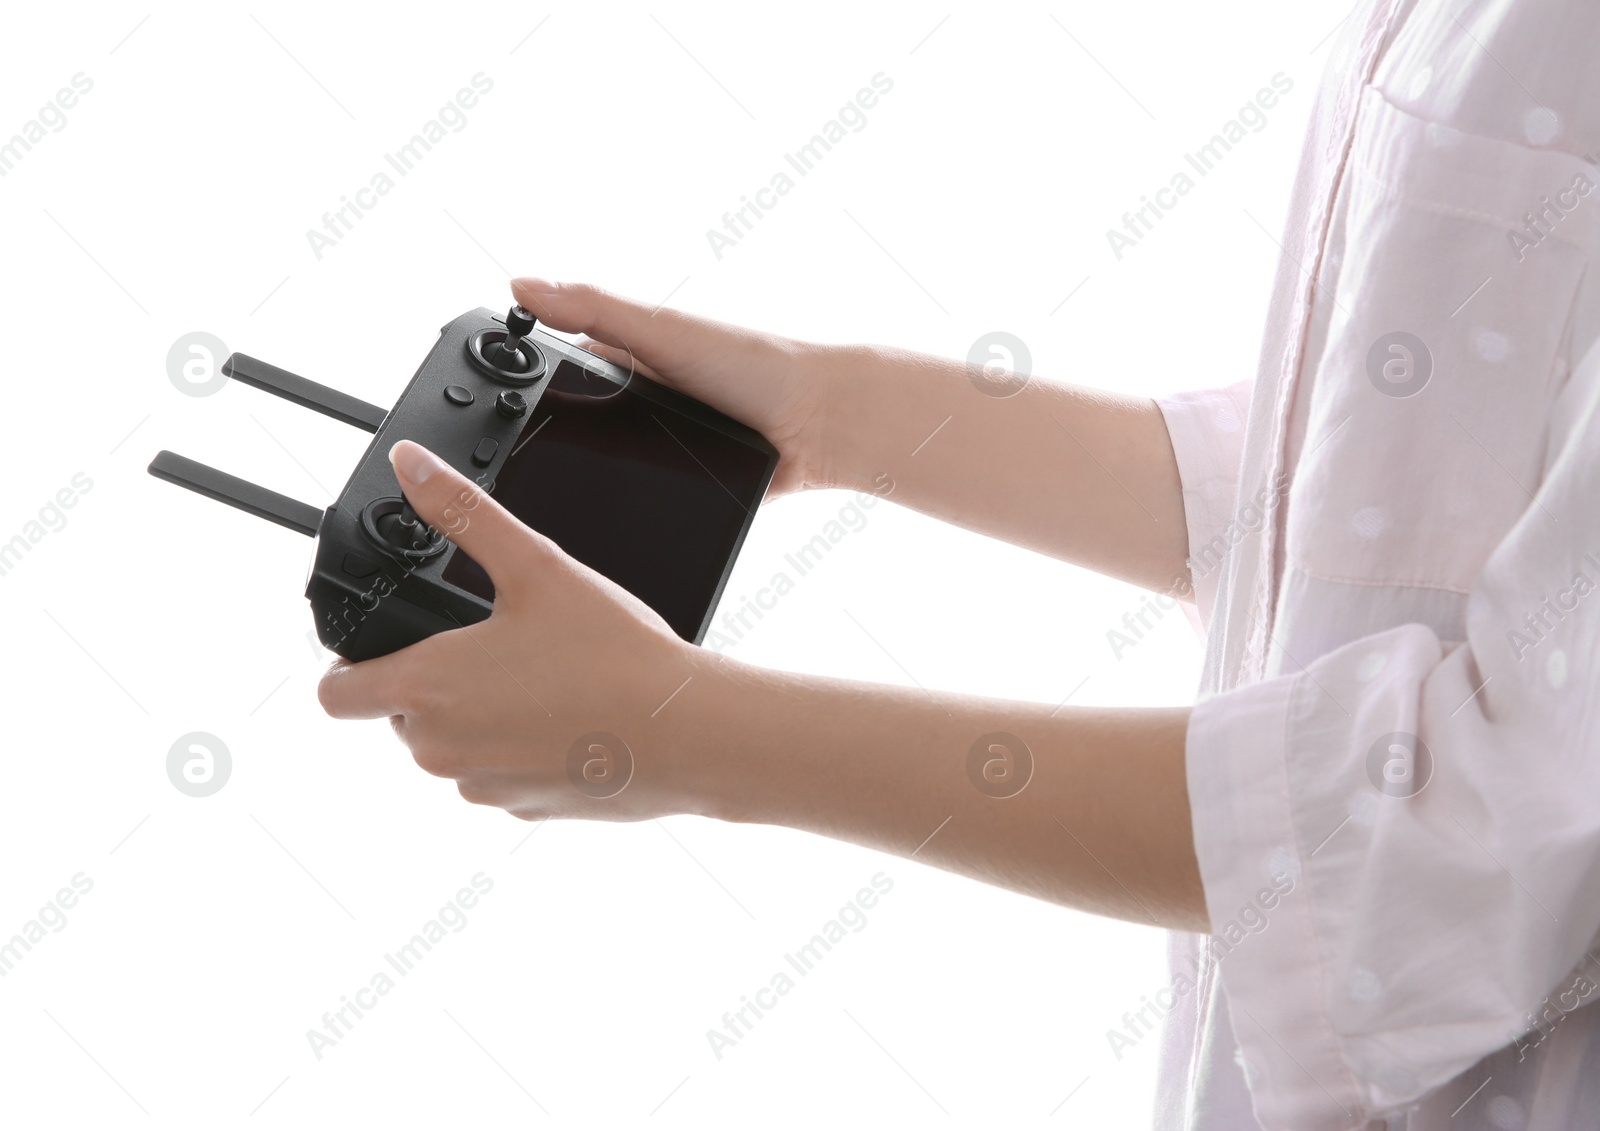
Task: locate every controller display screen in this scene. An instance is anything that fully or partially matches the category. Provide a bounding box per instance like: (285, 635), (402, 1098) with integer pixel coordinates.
(441, 360), (769, 641)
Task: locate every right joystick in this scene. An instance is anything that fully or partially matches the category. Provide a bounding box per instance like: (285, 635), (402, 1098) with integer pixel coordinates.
(465, 307), (547, 385)
(491, 305), (537, 372)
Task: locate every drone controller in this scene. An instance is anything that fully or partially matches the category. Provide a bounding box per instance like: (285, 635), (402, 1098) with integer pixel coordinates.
(150, 306), (778, 661)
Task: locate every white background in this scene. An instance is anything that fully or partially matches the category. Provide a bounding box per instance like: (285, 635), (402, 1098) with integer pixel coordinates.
(0, 2), (1339, 1126)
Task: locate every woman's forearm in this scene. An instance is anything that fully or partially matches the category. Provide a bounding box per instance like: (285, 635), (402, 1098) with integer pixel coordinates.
(501, 281), (1191, 596)
(675, 652), (1208, 932)
(817, 344), (1192, 596)
(323, 440), (1206, 932)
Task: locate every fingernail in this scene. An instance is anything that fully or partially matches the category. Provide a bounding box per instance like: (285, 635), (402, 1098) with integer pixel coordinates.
(389, 440), (443, 486)
(512, 276), (559, 294)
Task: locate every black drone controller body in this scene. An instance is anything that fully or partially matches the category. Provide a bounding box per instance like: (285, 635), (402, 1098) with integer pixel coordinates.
(150, 307), (778, 661)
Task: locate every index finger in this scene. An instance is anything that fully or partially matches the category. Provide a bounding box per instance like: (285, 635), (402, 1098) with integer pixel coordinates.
(317, 649), (414, 720)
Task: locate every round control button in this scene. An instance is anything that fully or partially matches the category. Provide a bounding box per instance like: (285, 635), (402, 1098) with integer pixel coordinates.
(443, 384), (475, 406)
(496, 390), (528, 419)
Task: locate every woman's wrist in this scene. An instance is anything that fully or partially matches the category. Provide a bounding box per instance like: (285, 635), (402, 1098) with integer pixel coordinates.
(803, 342), (947, 496)
(658, 648), (776, 824)
(661, 647), (948, 837)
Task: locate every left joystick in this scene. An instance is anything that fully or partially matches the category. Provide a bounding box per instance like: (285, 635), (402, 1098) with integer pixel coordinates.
(368, 495), (442, 556)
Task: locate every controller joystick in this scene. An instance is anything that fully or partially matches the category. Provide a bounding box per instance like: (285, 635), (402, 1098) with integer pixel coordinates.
(465, 305), (547, 385)
(491, 305), (537, 371)
(361, 496), (447, 561)
(378, 499), (431, 550)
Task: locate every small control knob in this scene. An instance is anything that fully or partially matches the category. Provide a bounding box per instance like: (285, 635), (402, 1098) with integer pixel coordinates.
(495, 390), (528, 420)
(491, 305), (537, 372)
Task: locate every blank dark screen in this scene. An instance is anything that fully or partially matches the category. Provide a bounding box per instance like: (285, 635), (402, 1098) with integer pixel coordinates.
(441, 360), (768, 640)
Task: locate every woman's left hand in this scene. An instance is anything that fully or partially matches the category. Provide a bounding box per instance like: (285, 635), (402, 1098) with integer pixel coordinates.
(316, 440), (714, 822)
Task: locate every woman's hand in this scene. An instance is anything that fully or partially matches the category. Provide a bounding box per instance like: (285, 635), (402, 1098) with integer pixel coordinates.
(312, 454), (1205, 931)
(316, 440), (717, 822)
(508, 277), (1192, 597)
(510, 277), (835, 498)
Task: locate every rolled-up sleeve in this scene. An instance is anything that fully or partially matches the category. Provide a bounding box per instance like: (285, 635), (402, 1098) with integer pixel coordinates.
(1156, 380), (1253, 627)
(1187, 352), (1600, 1127)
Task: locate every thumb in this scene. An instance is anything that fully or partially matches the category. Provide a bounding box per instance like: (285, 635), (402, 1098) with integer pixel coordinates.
(510, 277), (701, 378)
(388, 440), (546, 609)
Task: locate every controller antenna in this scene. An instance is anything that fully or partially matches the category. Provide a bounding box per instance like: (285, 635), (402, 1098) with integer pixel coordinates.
(491, 305), (537, 371)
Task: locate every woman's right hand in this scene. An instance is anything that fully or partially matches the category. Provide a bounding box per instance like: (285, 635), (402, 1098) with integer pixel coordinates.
(510, 277), (836, 498)
(508, 276), (1191, 597)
